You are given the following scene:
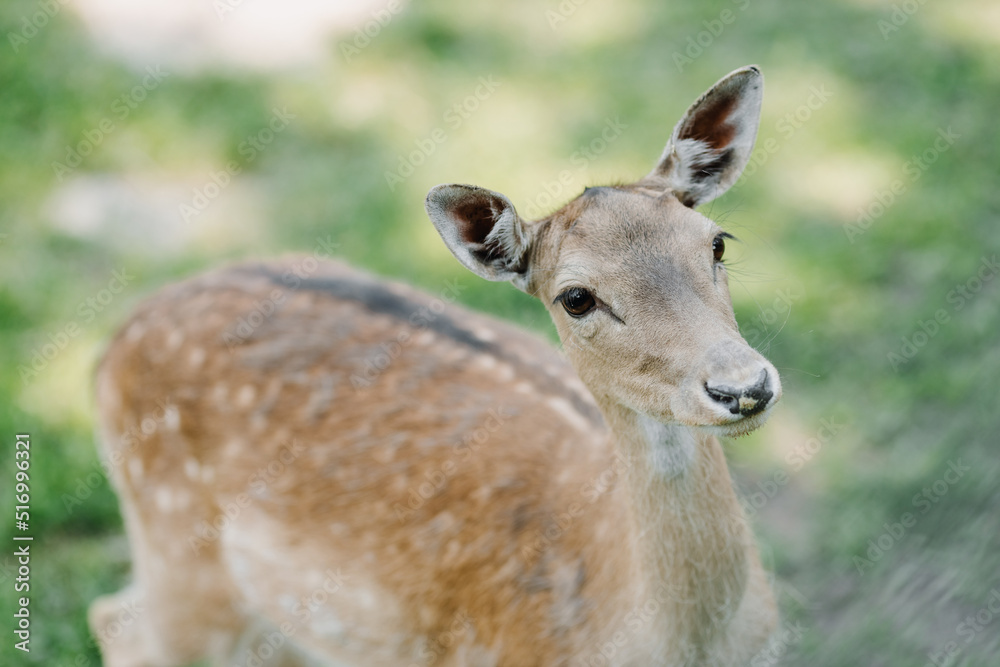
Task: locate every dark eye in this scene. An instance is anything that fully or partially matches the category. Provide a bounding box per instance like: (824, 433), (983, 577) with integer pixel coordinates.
(712, 234), (726, 263)
(560, 287), (596, 318)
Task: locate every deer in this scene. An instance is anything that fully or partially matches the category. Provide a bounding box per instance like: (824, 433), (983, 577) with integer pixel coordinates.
(89, 65), (781, 667)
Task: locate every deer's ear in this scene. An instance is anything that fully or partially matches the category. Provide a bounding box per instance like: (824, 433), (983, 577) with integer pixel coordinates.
(425, 184), (533, 288)
(649, 66), (764, 208)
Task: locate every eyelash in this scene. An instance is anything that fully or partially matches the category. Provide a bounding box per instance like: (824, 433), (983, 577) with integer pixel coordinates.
(713, 232), (735, 263)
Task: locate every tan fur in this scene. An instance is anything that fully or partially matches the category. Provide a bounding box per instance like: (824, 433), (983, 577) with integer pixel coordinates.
(91, 67), (781, 667)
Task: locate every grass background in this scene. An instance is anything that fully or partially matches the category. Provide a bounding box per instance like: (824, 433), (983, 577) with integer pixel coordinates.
(1, 0), (998, 664)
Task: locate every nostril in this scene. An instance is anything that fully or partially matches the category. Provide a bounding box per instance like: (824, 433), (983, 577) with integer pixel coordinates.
(705, 383), (742, 415)
(738, 369), (772, 416)
(706, 369), (774, 418)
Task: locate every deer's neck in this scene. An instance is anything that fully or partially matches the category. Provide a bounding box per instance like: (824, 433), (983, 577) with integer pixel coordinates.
(600, 403), (753, 657)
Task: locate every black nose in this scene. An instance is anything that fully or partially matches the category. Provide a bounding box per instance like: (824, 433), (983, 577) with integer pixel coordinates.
(705, 369), (773, 417)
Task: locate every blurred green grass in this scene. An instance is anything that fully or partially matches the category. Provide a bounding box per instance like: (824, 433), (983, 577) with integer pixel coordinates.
(1, 0), (998, 664)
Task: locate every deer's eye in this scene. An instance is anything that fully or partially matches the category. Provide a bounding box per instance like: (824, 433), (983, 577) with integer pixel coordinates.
(560, 287), (596, 318)
(712, 234), (727, 263)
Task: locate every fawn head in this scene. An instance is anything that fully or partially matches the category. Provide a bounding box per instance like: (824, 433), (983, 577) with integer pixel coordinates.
(426, 66), (780, 437)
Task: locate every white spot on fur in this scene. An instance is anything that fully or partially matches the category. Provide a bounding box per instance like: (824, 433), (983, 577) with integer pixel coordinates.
(414, 330), (435, 346)
(125, 322), (145, 342)
(471, 354), (498, 372)
(226, 549), (253, 583)
(303, 374), (335, 420)
(356, 589), (376, 609)
(189, 347), (206, 368)
(235, 384), (256, 408)
(474, 327), (497, 342)
(155, 487), (173, 512)
(166, 329), (184, 351)
(224, 437), (245, 457)
(372, 444), (396, 464)
(310, 613), (346, 638)
(456, 643), (498, 667)
(184, 458), (200, 480)
(200, 466), (215, 483)
(128, 458), (143, 480)
(164, 405), (181, 431)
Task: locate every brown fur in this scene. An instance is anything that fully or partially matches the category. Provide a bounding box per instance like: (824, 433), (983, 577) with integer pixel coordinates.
(90, 66), (780, 667)
(91, 257), (775, 667)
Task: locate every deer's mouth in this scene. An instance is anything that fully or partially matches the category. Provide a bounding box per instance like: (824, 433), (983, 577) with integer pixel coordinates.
(709, 407), (777, 438)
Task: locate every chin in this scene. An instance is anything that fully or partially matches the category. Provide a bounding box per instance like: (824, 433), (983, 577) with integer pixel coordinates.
(704, 408), (775, 438)
(637, 398), (778, 439)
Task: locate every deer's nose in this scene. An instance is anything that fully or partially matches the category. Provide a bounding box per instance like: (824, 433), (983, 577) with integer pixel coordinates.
(705, 369), (773, 417)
